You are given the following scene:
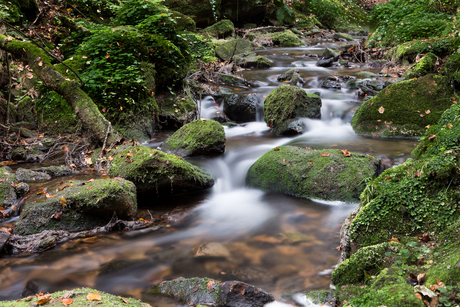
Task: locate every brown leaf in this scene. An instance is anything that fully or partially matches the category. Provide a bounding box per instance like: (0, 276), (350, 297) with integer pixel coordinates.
(428, 134), (436, 140)
(51, 211), (63, 220)
(420, 233), (431, 242)
(87, 292), (101, 301)
(126, 153), (133, 158)
(60, 197), (67, 207)
(38, 61), (43, 67)
(36, 294), (51, 305)
(425, 110), (431, 114)
(340, 149), (351, 157)
(378, 106), (385, 114)
(274, 147), (280, 151)
(320, 153), (330, 157)
(61, 298), (73, 306)
(389, 237), (400, 243)
(415, 293), (422, 300)
(384, 177), (392, 181)
(118, 296), (129, 304)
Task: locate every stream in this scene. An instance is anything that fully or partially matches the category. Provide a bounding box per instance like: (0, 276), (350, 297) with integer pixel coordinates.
(0, 39), (419, 306)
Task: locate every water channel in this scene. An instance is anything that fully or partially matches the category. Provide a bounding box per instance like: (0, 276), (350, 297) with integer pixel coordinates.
(0, 39), (419, 306)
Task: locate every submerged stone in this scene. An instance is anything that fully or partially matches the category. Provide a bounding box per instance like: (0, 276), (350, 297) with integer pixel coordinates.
(14, 178), (137, 235)
(246, 146), (380, 202)
(161, 119), (225, 157)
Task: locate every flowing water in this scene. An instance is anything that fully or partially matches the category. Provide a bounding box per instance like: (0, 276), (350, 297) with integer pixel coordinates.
(0, 40), (419, 306)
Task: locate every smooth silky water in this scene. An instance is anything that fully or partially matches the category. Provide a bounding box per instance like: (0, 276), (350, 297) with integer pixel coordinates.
(0, 42), (418, 306)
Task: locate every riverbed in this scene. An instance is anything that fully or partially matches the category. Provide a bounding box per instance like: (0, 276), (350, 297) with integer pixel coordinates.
(0, 40), (418, 306)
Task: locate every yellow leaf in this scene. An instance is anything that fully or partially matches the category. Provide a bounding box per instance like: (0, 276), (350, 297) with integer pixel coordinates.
(87, 292), (101, 301)
(38, 61), (43, 67)
(36, 294), (51, 305)
(62, 298), (73, 306)
(60, 197), (67, 208)
(85, 157), (92, 165)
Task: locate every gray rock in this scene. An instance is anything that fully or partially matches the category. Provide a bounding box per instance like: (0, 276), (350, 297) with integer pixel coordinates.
(15, 168), (51, 182)
(14, 182), (29, 196)
(224, 93), (261, 122)
(316, 58), (334, 67)
(322, 47), (340, 61)
(272, 118), (306, 136)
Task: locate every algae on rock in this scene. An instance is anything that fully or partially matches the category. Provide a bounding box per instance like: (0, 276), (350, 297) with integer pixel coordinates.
(161, 119), (225, 157)
(272, 30), (304, 47)
(246, 146), (380, 202)
(403, 53), (437, 79)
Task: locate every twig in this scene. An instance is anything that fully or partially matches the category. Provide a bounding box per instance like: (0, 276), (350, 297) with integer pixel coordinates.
(6, 52), (11, 126)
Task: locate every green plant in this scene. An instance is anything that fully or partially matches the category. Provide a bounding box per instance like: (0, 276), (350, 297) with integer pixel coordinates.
(114, 0), (164, 25)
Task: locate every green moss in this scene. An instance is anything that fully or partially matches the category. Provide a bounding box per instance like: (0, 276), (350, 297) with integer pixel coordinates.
(170, 10), (196, 32)
(157, 94), (196, 128)
(348, 154), (460, 247)
(263, 85), (321, 128)
(234, 55), (273, 68)
(0, 287), (150, 306)
(16, 96), (34, 123)
(404, 53), (437, 80)
(334, 32), (354, 41)
(335, 267), (425, 307)
(161, 119), (225, 157)
(183, 33), (216, 62)
(305, 290), (334, 305)
(0, 0), (23, 23)
(35, 90), (79, 134)
(0, 167), (18, 207)
(106, 145), (214, 195)
(443, 53), (460, 90)
(14, 178), (137, 235)
(332, 242), (402, 285)
(214, 38), (252, 61)
(203, 19), (234, 38)
(272, 30), (303, 47)
(390, 36), (460, 61)
(351, 74), (454, 137)
(413, 103), (460, 159)
(246, 146), (380, 202)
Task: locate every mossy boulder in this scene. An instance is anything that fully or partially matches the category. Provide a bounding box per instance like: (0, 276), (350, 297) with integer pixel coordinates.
(14, 178), (137, 235)
(404, 53), (437, 79)
(215, 38), (253, 61)
(15, 168), (51, 181)
(351, 74), (454, 137)
(232, 53), (273, 68)
(277, 68), (303, 85)
(331, 242), (402, 286)
(11, 146), (27, 161)
(333, 32), (354, 41)
(345, 152), (460, 248)
(203, 19), (234, 38)
(246, 146), (380, 202)
(106, 145), (214, 195)
(16, 96), (35, 123)
(390, 36), (460, 61)
(322, 47), (339, 60)
(271, 118), (306, 136)
(0, 288), (150, 307)
(272, 30), (303, 47)
(161, 119), (225, 157)
(334, 267), (425, 307)
(148, 277), (274, 307)
(170, 10), (196, 31)
(0, 167), (18, 207)
(157, 94), (197, 130)
(215, 73), (248, 87)
(34, 165), (73, 177)
(263, 85), (321, 129)
(223, 93), (262, 122)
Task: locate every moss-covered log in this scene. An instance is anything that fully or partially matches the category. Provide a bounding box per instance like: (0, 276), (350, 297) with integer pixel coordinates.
(0, 34), (121, 144)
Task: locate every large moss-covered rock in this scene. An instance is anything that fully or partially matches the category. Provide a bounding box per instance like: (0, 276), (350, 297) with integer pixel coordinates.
(0, 288), (150, 307)
(232, 53), (273, 68)
(246, 146), (380, 202)
(161, 119), (225, 157)
(0, 167), (18, 207)
(334, 267), (425, 307)
(272, 30), (303, 47)
(15, 168), (51, 181)
(390, 36), (460, 61)
(263, 85), (321, 129)
(331, 242), (402, 286)
(14, 178), (137, 235)
(157, 94), (197, 129)
(203, 19), (234, 38)
(106, 145), (214, 195)
(148, 277), (274, 307)
(351, 74), (454, 137)
(403, 52), (437, 79)
(170, 10), (196, 31)
(215, 38), (253, 61)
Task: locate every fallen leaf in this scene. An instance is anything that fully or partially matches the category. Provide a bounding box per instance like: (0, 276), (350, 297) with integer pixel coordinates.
(35, 294), (51, 305)
(61, 298), (73, 306)
(51, 211), (63, 219)
(283, 159), (286, 163)
(87, 292), (101, 301)
(384, 177), (392, 181)
(378, 106), (385, 114)
(420, 114), (425, 117)
(389, 237), (400, 243)
(38, 61), (43, 67)
(415, 293), (422, 300)
(85, 157), (92, 165)
(428, 134), (436, 140)
(118, 296), (129, 304)
(60, 197), (67, 207)
(274, 147), (280, 151)
(340, 149), (351, 157)
(126, 153), (133, 158)
(320, 153), (330, 157)
(425, 110), (431, 114)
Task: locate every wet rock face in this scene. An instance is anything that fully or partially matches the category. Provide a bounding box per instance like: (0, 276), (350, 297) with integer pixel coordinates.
(215, 39), (253, 61)
(223, 93), (262, 123)
(161, 119), (225, 157)
(15, 168), (51, 181)
(149, 277), (274, 307)
(0, 167), (18, 207)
